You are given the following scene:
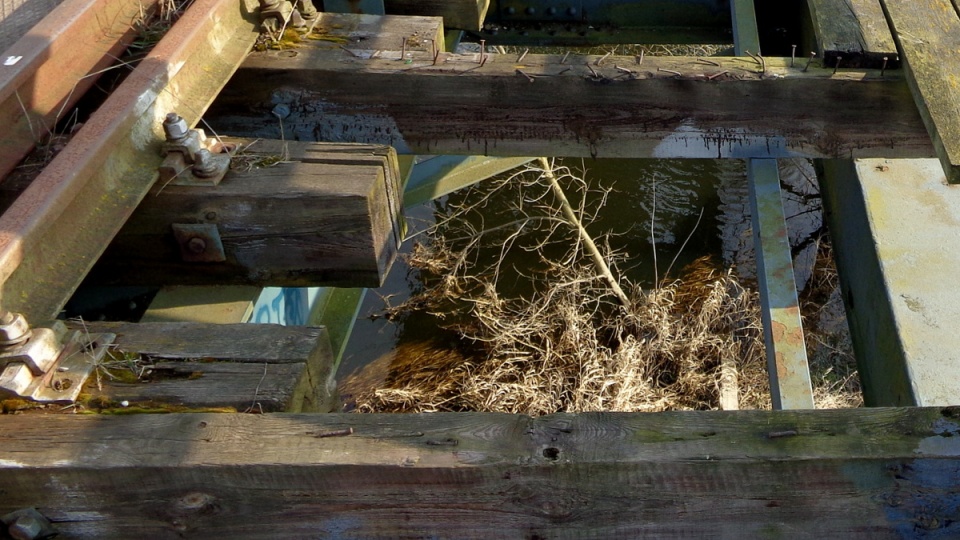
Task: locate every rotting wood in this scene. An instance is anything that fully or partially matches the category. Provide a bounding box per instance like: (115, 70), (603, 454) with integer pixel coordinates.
(205, 13), (932, 160)
(0, 0), (260, 324)
(878, 0), (960, 183)
(87, 139), (404, 288)
(71, 321), (336, 412)
(0, 0), (160, 181)
(385, 0), (488, 31)
(805, 0), (898, 68)
(0, 407), (957, 537)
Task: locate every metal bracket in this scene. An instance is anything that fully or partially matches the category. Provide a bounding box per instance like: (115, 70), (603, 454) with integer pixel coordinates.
(172, 223), (227, 263)
(0, 321), (116, 403)
(159, 113), (231, 186)
(259, 0), (304, 33)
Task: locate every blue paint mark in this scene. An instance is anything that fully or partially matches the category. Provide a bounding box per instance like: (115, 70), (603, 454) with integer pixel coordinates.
(252, 287), (321, 325)
(881, 459), (960, 539)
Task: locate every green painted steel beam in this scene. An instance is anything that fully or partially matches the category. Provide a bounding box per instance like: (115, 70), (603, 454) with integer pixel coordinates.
(748, 160), (814, 410)
(404, 156), (534, 208)
(308, 287), (367, 368)
(732, 1), (812, 409)
(730, 0), (760, 55)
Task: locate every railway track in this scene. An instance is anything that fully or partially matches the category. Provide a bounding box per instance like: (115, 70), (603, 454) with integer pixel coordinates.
(0, 0), (259, 324)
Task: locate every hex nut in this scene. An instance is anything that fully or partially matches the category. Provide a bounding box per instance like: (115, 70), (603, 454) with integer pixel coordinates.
(8, 515), (41, 540)
(163, 114), (189, 141)
(0, 312), (31, 346)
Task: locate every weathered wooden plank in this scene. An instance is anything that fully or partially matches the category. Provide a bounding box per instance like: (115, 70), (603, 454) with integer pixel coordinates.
(72, 322), (336, 412)
(205, 15), (932, 160)
(0, 408), (957, 538)
(805, 0), (899, 68)
(86, 139), (403, 288)
(386, 0), (487, 31)
(878, 0), (960, 183)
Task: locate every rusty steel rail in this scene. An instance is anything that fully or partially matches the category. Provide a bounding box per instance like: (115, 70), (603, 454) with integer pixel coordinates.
(0, 0), (260, 323)
(0, 0), (160, 181)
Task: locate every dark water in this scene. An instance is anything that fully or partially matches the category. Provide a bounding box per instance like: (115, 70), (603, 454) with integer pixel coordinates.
(335, 158), (830, 406)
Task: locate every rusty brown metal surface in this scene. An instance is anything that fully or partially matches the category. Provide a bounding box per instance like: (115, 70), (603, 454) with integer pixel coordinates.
(0, 0), (260, 323)
(0, 0), (159, 181)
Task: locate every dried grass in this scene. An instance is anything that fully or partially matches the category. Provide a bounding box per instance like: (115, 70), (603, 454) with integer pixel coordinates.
(355, 164), (771, 415)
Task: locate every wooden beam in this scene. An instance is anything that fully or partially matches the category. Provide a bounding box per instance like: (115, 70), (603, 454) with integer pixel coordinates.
(73, 321), (336, 412)
(878, 0), (960, 183)
(805, 0), (899, 68)
(205, 14), (932, 160)
(0, 407), (957, 537)
(86, 139), (404, 288)
(385, 0), (488, 31)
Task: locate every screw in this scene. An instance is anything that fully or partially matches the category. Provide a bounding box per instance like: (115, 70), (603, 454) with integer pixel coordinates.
(187, 237), (207, 254)
(9, 515), (42, 540)
(791, 44), (796, 67)
(478, 40), (485, 64)
(205, 211), (218, 221)
(803, 51), (816, 72)
(833, 55), (842, 74)
(881, 56), (889, 77)
(163, 113), (188, 141)
(192, 149), (219, 178)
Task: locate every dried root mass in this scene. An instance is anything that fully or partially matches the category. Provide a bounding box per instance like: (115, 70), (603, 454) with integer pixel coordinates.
(355, 163), (774, 415)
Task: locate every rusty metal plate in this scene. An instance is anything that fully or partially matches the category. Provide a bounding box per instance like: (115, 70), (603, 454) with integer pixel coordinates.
(172, 223), (226, 263)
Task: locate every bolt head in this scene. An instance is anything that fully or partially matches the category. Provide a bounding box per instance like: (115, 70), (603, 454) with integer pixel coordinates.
(524, 6), (535, 15)
(187, 237), (207, 254)
(192, 149), (218, 176)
